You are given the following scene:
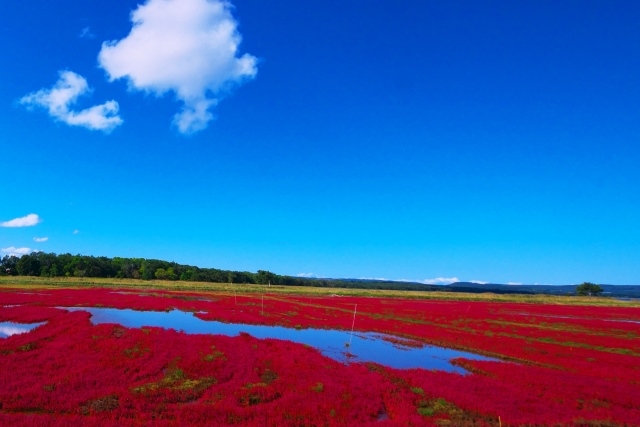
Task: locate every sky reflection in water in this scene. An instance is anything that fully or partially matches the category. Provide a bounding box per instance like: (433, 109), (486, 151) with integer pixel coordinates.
(0, 322), (45, 338)
(65, 307), (496, 373)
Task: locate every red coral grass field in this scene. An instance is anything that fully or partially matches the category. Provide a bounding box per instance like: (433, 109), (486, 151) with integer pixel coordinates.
(1, 287), (639, 426)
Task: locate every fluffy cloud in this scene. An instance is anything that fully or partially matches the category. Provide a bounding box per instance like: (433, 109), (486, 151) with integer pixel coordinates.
(98, 0), (257, 134)
(421, 277), (460, 285)
(1, 214), (41, 228)
(33, 237), (49, 243)
(1, 247), (33, 257)
(19, 71), (123, 132)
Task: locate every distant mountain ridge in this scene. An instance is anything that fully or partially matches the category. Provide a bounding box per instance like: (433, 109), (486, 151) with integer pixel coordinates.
(3, 251), (638, 297)
(304, 278), (640, 298)
(445, 282), (640, 298)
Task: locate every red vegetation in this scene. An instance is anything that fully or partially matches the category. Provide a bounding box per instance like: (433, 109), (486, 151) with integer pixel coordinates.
(1, 287), (639, 426)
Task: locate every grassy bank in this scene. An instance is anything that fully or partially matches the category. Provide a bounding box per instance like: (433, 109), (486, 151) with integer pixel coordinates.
(0, 275), (636, 307)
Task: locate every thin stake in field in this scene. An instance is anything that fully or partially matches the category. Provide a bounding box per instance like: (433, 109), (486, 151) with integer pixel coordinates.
(346, 304), (357, 347)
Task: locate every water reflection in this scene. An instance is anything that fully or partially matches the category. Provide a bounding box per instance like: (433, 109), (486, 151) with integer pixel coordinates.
(64, 307), (496, 373)
(0, 322), (45, 338)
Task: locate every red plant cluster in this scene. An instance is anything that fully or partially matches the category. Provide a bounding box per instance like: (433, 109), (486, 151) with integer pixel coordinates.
(0, 287), (639, 426)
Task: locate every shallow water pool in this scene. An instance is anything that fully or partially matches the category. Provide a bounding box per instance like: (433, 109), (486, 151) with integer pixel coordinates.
(0, 321), (45, 338)
(64, 307), (497, 373)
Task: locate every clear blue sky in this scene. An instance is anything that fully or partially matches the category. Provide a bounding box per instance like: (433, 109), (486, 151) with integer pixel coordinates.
(1, 0), (639, 285)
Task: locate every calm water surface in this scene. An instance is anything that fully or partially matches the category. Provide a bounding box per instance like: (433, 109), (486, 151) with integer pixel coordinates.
(64, 307), (497, 373)
(0, 322), (45, 338)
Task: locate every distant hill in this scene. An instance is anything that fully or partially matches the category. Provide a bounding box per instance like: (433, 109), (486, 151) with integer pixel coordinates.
(308, 278), (640, 298)
(445, 282), (640, 298)
(3, 251), (638, 298)
(287, 278), (640, 298)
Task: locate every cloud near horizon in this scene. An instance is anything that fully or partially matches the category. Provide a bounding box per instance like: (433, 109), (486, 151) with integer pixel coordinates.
(98, 0), (257, 134)
(33, 237), (49, 243)
(19, 71), (123, 132)
(1, 247), (33, 257)
(420, 277), (460, 285)
(1, 214), (42, 228)
(296, 273), (317, 278)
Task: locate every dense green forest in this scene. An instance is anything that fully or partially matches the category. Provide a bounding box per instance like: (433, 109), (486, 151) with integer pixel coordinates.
(0, 252), (440, 291)
(4, 252), (635, 296)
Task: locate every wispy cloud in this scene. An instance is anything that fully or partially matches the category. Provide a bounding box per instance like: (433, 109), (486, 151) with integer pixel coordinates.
(359, 277), (390, 281)
(469, 280), (488, 284)
(420, 277), (460, 285)
(98, 0), (257, 134)
(72, 229), (80, 235)
(79, 26), (95, 39)
(19, 70), (123, 132)
(506, 282), (523, 285)
(1, 214), (41, 228)
(1, 247), (33, 257)
(33, 237), (49, 243)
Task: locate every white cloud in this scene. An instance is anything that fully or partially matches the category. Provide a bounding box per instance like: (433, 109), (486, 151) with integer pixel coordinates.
(359, 277), (390, 281)
(19, 70), (123, 132)
(469, 280), (488, 284)
(421, 277), (460, 285)
(33, 237), (49, 243)
(1, 214), (41, 228)
(1, 247), (33, 257)
(98, 0), (257, 134)
(297, 273), (317, 278)
(506, 282), (523, 285)
(79, 26), (95, 39)
(72, 229), (80, 235)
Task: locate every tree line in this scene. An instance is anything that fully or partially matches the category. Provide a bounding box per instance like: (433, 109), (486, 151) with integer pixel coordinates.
(0, 252), (279, 284)
(1, 252), (609, 296)
(0, 252), (439, 291)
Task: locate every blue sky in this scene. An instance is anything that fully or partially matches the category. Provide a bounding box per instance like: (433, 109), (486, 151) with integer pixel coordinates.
(1, 0), (639, 285)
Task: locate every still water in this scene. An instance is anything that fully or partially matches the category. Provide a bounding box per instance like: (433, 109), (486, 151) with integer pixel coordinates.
(0, 322), (45, 338)
(64, 307), (496, 373)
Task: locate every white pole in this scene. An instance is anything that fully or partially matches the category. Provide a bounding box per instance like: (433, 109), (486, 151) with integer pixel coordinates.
(348, 304), (357, 346)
